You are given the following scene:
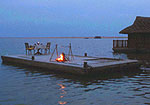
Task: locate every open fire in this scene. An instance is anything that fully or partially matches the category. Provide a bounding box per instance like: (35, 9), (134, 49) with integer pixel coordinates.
(56, 53), (66, 62)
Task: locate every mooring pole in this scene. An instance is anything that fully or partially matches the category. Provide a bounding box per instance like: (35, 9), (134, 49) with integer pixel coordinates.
(84, 53), (87, 57)
(83, 62), (87, 72)
(32, 56), (35, 60)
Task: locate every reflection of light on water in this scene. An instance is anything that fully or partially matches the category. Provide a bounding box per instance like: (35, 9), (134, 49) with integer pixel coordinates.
(58, 84), (66, 89)
(58, 101), (67, 105)
(60, 90), (67, 95)
(57, 84), (67, 105)
(60, 96), (64, 98)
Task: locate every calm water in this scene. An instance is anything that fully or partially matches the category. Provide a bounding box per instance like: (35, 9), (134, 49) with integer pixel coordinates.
(0, 38), (150, 105)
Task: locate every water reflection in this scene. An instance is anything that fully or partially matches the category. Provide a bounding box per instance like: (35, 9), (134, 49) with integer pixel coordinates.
(58, 101), (67, 105)
(2, 59), (149, 104)
(58, 84), (66, 90)
(57, 84), (67, 105)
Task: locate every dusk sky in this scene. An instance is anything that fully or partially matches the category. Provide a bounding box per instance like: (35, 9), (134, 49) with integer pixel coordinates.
(0, 0), (150, 37)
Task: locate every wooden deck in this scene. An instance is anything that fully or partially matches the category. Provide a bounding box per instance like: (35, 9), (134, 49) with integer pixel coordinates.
(1, 55), (140, 75)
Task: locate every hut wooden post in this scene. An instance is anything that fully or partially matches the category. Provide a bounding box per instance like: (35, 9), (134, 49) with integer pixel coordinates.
(122, 40), (123, 47)
(117, 40), (118, 48)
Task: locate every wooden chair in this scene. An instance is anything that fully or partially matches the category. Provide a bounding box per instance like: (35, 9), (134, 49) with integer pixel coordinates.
(30, 45), (35, 55)
(45, 42), (51, 54)
(25, 43), (35, 55)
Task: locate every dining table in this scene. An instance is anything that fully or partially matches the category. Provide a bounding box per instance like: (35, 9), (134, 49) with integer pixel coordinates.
(34, 44), (46, 55)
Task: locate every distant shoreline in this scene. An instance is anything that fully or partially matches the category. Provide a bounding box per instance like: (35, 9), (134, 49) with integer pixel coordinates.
(0, 36), (127, 39)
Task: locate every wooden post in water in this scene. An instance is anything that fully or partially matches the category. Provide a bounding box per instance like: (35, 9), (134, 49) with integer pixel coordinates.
(84, 53), (87, 57)
(83, 62), (87, 72)
(32, 56), (35, 60)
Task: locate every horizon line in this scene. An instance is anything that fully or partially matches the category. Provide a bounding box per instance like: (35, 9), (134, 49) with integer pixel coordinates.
(0, 36), (127, 39)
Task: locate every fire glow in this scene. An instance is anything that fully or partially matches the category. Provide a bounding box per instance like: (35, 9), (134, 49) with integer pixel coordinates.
(56, 53), (66, 62)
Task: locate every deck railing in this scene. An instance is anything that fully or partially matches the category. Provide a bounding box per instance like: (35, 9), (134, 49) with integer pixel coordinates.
(113, 40), (128, 48)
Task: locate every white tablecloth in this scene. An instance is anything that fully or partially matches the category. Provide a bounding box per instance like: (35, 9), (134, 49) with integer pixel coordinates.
(34, 45), (46, 50)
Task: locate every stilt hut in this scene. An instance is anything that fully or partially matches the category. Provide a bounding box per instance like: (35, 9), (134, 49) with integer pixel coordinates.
(113, 16), (150, 53)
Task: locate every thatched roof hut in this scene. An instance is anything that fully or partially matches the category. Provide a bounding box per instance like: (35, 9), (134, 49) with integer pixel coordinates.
(113, 16), (150, 53)
(119, 16), (150, 34)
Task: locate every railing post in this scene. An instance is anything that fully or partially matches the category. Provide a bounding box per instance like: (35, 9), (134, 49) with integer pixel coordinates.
(113, 40), (128, 48)
(113, 40), (114, 48)
(117, 40), (118, 48)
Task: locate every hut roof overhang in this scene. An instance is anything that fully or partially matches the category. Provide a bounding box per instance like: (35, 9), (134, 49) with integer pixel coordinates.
(119, 16), (150, 34)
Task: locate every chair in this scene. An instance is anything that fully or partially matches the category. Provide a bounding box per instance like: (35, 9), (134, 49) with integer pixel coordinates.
(25, 43), (35, 55)
(30, 45), (35, 55)
(45, 42), (51, 54)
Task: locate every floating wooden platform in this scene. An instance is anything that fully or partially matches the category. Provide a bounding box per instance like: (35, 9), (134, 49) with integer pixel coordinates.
(1, 55), (141, 75)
